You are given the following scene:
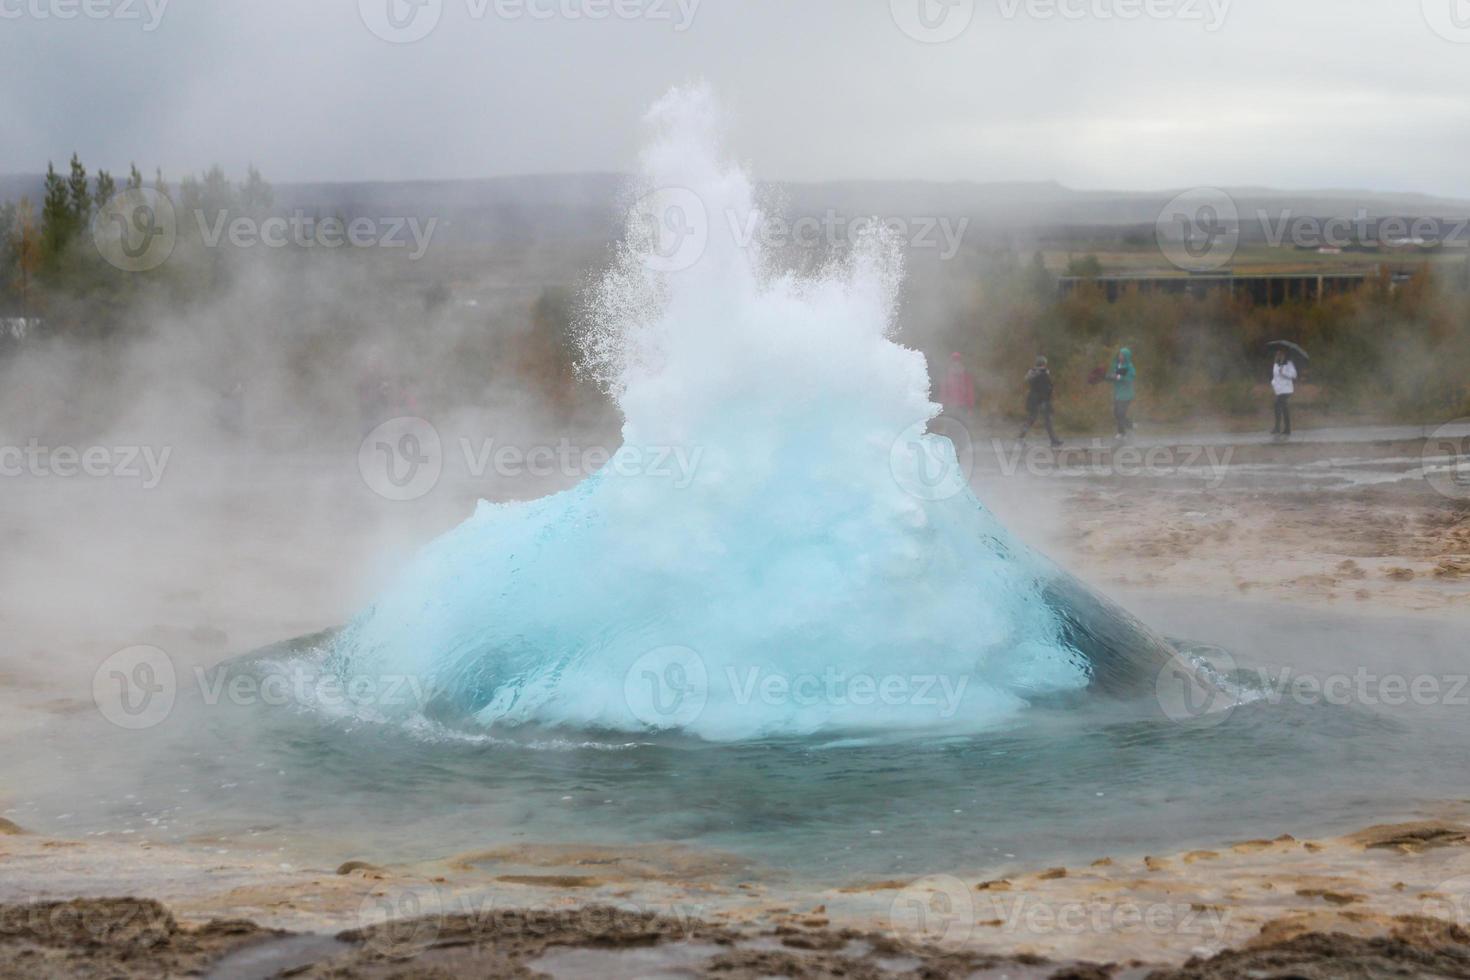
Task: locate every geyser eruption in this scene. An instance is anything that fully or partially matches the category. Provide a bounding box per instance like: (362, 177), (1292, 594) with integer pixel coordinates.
(326, 85), (1180, 740)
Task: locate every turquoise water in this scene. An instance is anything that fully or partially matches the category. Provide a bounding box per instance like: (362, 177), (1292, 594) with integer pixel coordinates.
(11, 88), (1467, 885)
(13, 601), (1469, 883)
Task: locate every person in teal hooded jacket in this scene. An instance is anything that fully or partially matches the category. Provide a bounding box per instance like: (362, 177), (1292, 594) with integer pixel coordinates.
(1110, 347), (1136, 439)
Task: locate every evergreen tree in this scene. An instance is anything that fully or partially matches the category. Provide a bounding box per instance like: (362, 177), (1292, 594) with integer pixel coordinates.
(0, 202), (14, 303)
(66, 153), (92, 227)
(13, 199), (40, 313)
(95, 170), (117, 211)
(41, 162), (74, 264)
(127, 163), (144, 192)
(239, 164), (273, 214)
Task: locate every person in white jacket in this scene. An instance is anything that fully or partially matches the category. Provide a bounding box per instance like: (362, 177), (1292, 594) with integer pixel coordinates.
(1271, 350), (1298, 438)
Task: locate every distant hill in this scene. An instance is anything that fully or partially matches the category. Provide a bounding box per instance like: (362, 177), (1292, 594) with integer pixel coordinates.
(2, 172), (1467, 246)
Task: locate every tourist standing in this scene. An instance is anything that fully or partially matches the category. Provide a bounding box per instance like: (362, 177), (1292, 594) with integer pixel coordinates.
(1018, 356), (1062, 448)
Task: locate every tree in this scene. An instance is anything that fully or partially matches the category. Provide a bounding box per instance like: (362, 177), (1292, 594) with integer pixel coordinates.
(0, 201), (14, 271)
(127, 163), (143, 193)
(1026, 251), (1055, 298)
(40, 162), (73, 265)
(1065, 254), (1103, 278)
(95, 170), (117, 211)
(13, 199), (40, 313)
(66, 153), (91, 227)
(239, 164), (273, 214)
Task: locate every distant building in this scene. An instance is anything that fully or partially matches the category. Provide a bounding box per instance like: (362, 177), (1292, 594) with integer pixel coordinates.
(1056, 271), (1407, 306)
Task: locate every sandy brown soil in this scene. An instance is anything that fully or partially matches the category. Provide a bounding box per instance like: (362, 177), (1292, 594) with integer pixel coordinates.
(4, 433), (1470, 976)
(1017, 438), (1470, 615)
(5, 810), (1470, 976)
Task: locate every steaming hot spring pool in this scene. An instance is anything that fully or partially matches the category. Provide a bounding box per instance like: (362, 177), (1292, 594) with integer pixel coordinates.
(11, 597), (1469, 885)
(11, 87), (1470, 887)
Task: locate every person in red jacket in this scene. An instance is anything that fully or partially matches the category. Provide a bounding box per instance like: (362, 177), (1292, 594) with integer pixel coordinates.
(939, 352), (976, 422)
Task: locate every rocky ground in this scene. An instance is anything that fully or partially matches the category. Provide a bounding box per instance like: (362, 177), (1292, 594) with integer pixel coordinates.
(4, 431), (1470, 977)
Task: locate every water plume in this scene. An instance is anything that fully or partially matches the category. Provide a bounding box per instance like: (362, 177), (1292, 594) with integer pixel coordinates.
(327, 85), (1096, 740)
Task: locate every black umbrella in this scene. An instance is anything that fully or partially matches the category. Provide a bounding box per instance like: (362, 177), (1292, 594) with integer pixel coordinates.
(1266, 340), (1310, 362)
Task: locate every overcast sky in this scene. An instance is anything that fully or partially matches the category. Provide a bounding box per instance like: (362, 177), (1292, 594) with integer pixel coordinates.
(1, 0), (1467, 197)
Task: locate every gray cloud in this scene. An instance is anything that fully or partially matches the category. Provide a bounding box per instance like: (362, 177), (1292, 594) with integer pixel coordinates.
(0, 0), (1466, 196)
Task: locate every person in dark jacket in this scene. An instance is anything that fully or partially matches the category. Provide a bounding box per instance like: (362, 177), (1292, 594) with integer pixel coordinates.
(1110, 347), (1136, 440)
(1018, 356), (1062, 448)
